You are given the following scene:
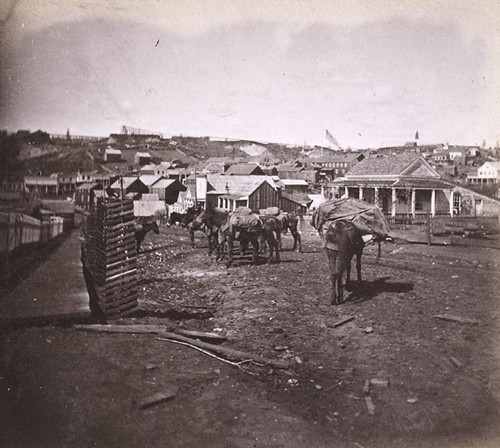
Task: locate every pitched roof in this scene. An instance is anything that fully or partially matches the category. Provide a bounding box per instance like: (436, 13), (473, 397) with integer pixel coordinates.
(224, 164), (264, 175)
(150, 179), (178, 189)
(206, 174), (276, 198)
(281, 192), (313, 206)
(138, 175), (164, 187)
(110, 176), (142, 189)
(346, 153), (422, 176)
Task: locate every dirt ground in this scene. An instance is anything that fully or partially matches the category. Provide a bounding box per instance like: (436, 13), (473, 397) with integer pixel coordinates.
(1, 224), (500, 448)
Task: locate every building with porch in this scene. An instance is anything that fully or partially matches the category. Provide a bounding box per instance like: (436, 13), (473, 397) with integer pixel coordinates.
(329, 154), (500, 217)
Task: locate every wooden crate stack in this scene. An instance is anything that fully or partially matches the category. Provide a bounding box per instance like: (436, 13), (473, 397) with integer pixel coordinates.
(82, 199), (139, 318)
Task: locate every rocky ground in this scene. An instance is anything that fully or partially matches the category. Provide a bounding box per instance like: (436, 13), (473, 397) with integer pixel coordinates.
(1, 224), (500, 448)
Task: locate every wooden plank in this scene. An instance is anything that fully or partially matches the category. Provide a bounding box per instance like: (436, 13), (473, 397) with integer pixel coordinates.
(102, 278), (138, 296)
(136, 390), (176, 409)
(98, 201), (134, 212)
(102, 273), (138, 291)
(177, 329), (228, 342)
(104, 232), (136, 246)
(331, 316), (355, 328)
(365, 396), (375, 415)
(106, 300), (138, 316)
(95, 239), (137, 253)
(96, 256), (136, 271)
(104, 294), (139, 311)
(95, 243), (136, 260)
(99, 221), (136, 233)
(97, 212), (135, 224)
(434, 314), (480, 325)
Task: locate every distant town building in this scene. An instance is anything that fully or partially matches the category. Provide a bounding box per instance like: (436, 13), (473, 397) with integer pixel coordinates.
(467, 161), (500, 185)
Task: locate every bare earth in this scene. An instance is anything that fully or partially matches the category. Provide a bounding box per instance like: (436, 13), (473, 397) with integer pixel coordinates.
(1, 225), (500, 448)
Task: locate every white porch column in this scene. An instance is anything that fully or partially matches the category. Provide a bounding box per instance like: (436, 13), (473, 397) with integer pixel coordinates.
(431, 189), (436, 217)
(411, 189), (416, 217)
(449, 190), (454, 216)
(359, 187), (363, 200)
(374, 187), (379, 207)
(344, 187), (349, 198)
(391, 188), (397, 217)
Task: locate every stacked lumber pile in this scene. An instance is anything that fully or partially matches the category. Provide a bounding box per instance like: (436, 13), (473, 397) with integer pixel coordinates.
(81, 199), (139, 319)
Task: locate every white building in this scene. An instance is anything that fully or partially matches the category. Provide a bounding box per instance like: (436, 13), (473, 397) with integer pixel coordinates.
(467, 161), (500, 185)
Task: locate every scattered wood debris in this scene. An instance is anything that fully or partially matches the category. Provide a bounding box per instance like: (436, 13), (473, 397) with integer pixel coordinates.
(331, 316), (355, 328)
(434, 314), (480, 325)
(370, 378), (389, 388)
(177, 329), (227, 342)
(449, 356), (465, 369)
(74, 324), (289, 369)
(363, 379), (371, 395)
(365, 396), (375, 415)
(136, 389), (176, 409)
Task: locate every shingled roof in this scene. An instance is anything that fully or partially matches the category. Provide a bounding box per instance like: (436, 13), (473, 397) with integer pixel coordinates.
(345, 153), (422, 176)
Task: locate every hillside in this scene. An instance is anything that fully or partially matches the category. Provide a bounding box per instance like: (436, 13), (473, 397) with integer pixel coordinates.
(2, 134), (306, 178)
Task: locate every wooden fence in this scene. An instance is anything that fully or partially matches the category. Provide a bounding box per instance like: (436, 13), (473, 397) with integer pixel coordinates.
(0, 213), (64, 253)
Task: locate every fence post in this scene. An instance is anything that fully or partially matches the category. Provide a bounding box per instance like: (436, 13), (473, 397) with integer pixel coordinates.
(426, 212), (431, 246)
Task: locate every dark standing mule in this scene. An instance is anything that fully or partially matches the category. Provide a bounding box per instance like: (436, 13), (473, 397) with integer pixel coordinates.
(168, 206), (199, 228)
(135, 221), (160, 251)
(275, 212), (302, 252)
(324, 220), (364, 305)
(189, 207), (229, 254)
(259, 209), (301, 252)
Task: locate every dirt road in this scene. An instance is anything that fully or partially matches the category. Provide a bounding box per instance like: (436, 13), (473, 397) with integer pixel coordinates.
(1, 225), (499, 447)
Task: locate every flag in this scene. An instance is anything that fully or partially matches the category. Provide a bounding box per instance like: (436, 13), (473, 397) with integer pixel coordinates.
(325, 129), (342, 149)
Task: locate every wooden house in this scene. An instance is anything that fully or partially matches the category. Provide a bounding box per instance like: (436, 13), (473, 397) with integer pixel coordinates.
(109, 177), (149, 198)
(150, 178), (186, 204)
(204, 174), (278, 211)
(329, 153), (500, 217)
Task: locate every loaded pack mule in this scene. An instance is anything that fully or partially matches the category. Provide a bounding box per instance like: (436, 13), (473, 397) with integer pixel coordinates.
(312, 198), (392, 305)
(259, 208), (302, 253)
(323, 220), (365, 305)
(222, 207), (280, 267)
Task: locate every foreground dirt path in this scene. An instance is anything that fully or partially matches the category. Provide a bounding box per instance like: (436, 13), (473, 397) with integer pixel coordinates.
(1, 225), (500, 447)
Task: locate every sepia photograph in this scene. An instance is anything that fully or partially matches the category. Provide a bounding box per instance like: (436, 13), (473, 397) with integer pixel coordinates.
(1, 1), (499, 447)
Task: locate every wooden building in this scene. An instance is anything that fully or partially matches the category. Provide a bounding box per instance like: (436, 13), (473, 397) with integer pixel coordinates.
(329, 154), (500, 217)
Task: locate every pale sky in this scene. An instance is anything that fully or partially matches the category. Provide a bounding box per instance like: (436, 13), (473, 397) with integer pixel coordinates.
(1, 0), (499, 148)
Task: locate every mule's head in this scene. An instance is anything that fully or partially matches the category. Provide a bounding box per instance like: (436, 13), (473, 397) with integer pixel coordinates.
(152, 221), (160, 234)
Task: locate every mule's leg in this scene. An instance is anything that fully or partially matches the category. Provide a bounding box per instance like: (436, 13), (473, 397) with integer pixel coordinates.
(336, 253), (353, 303)
(345, 255), (353, 291)
(189, 227), (195, 248)
(251, 236), (260, 265)
(356, 249), (362, 282)
(269, 233), (280, 263)
(226, 234), (234, 267)
(327, 249), (339, 305)
(291, 228), (302, 252)
(265, 233), (277, 264)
